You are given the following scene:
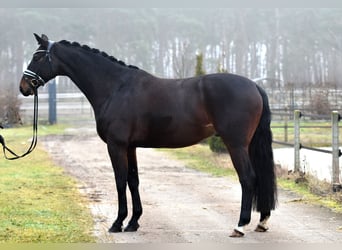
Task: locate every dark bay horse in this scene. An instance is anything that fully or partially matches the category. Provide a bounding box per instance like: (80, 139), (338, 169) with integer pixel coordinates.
(20, 34), (277, 237)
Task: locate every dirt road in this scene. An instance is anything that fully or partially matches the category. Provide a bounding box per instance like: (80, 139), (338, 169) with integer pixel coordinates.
(42, 127), (342, 243)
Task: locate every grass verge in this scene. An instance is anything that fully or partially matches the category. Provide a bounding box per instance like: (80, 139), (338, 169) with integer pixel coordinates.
(277, 175), (342, 213)
(0, 125), (95, 242)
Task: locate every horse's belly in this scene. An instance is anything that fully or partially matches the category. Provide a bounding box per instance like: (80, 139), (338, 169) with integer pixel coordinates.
(135, 124), (216, 148)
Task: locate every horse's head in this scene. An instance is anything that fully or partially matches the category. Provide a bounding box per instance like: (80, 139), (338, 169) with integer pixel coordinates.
(20, 33), (56, 96)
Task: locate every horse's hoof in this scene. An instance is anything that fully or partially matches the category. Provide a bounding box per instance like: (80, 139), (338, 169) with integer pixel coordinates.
(229, 229), (244, 237)
(108, 224), (123, 233)
(254, 223), (269, 232)
(124, 222), (140, 232)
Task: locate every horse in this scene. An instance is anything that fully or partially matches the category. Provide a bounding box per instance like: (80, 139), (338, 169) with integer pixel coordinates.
(20, 34), (277, 238)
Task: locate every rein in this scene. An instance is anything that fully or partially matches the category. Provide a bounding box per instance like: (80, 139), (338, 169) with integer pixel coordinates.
(0, 39), (55, 160)
(0, 91), (39, 160)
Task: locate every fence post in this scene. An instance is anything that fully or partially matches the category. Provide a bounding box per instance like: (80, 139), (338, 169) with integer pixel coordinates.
(294, 110), (301, 172)
(284, 110), (288, 142)
(331, 111), (341, 191)
(48, 79), (57, 125)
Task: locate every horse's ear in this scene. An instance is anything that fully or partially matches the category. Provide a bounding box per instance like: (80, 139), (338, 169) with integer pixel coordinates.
(33, 33), (49, 47)
(41, 34), (49, 41)
(34, 33), (41, 43)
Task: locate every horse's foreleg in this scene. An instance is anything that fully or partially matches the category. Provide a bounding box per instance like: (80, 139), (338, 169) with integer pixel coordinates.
(227, 146), (256, 237)
(124, 147), (143, 232)
(107, 143), (129, 233)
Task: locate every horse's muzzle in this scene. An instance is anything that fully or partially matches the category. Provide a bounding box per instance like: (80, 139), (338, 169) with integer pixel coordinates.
(19, 77), (35, 96)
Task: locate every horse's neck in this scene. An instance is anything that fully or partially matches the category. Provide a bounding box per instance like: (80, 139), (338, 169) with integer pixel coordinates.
(56, 46), (122, 113)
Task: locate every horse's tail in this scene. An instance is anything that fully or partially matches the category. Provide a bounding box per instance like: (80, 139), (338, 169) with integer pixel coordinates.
(249, 85), (277, 212)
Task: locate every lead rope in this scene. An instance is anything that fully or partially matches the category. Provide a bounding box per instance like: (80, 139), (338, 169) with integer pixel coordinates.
(0, 91), (39, 160)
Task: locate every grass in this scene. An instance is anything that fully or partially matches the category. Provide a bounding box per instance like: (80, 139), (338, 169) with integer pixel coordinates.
(1, 123), (68, 142)
(0, 125), (95, 243)
(271, 120), (342, 147)
(277, 177), (342, 213)
(160, 144), (342, 214)
(159, 144), (237, 179)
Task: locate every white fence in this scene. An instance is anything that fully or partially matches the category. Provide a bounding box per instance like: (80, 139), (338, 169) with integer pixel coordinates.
(273, 110), (341, 191)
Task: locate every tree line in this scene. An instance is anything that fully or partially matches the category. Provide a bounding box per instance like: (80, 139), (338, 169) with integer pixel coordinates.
(1, 8), (342, 124)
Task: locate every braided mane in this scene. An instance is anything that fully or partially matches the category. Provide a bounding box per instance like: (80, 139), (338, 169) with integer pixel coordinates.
(59, 40), (139, 70)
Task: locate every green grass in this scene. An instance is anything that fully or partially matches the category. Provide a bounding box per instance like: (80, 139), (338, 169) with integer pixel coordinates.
(1, 123), (67, 142)
(0, 125), (95, 242)
(271, 120), (342, 147)
(160, 144), (237, 179)
(277, 178), (342, 213)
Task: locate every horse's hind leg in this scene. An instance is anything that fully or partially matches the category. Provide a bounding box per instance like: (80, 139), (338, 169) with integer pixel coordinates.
(124, 147), (143, 232)
(255, 211), (271, 232)
(227, 146), (256, 237)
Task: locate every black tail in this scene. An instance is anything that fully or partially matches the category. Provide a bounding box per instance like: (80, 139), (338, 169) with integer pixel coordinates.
(249, 85), (277, 212)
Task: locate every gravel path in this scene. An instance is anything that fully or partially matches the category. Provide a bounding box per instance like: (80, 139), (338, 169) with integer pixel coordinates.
(42, 127), (342, 243)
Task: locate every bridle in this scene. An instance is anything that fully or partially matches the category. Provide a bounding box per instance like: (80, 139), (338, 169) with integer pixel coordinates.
(23, 40), (55, 91)
(0, 40), (55, 160)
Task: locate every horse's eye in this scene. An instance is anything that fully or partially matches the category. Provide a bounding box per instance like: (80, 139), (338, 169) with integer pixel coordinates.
(32, 50), (46, 62)
(33, 54), (44, 62)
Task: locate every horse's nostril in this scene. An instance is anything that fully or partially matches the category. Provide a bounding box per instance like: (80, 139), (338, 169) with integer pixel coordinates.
(19, 86), (26, 94)
(19, 86), (31, 96)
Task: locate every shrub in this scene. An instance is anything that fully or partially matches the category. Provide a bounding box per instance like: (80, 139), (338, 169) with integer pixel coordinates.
(0, 85), (22, 127)
(209, 135), (227, 153)
(311, 91), (331, 115)
(195, 53), (206, 76)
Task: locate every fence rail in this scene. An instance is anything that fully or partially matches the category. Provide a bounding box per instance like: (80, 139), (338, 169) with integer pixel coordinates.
(272, 110), (341, 192)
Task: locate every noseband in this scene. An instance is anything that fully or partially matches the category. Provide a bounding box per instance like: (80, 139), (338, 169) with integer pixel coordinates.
(23, 69), (46, 89)
(23, 40), (55, 90)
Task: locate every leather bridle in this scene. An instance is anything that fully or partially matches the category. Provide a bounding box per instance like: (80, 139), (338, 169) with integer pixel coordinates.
(23, 40), (55, 91)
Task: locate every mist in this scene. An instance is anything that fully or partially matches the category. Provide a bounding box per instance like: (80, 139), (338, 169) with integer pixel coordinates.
(1, 8), (342, 121)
